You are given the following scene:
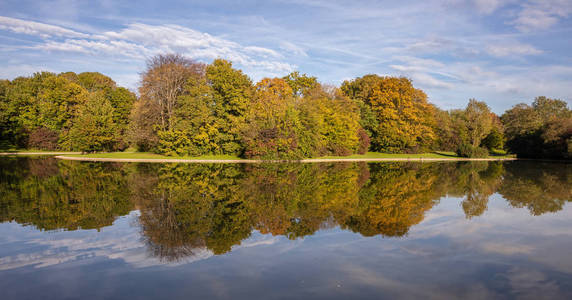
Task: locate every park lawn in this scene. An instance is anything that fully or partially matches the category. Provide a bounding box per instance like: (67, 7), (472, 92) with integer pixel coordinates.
(65, 152), (243, 160)
(65, 151), (478, 160)
(8, 150), (514, 160)
(312, 151), (461, 159)
(0, 149), (80, 154)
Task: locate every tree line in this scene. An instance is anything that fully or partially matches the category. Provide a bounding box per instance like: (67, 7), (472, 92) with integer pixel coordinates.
(1, 53), (570, 159)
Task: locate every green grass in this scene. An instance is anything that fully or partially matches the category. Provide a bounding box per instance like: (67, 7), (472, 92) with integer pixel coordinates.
(0, 149), (80, 154)
(3, 148), (516, 160)
(65, 152), (242, 160)
(61, 150), (514, 160)
(312, 151), (461, 159)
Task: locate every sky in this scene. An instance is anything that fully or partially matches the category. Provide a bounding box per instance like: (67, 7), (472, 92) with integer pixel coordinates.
(0, 0), (571, 113)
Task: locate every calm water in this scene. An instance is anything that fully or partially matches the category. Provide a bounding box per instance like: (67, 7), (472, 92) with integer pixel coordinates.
(0, 158), (571, 300)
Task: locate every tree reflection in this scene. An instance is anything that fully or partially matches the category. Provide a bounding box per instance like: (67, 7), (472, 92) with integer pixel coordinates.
(499, 162), (572, 215)
(457, 162), (504, 219)
(0, 158), (132, 230)
(1, 158), (571, 262)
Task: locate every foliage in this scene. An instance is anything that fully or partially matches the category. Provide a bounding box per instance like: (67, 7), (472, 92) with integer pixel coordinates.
(341, 75), (436, 153)
(502, 97), (571, 159)
(456, 143), (489, 158)
(464, 99), (493, 147)
(0, 54), (568, 159)
(128, 99), (161, 151)
(283, 71), (319, 98)
(27, 127), (59, 150)
(206, 59), (253, 155)
(481, 128), (504, 150)
(138, 54), (205, 132)
(66, 92), (118, 152)
(0, 71), (133, 151)
(242, 77), (300, 159)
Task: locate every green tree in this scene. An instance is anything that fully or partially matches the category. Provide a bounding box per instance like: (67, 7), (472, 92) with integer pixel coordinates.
(481, 128), (504, 150)
(502, 98), (571, 159)
(299, 90), (362, 156)
(464, 99), (493, 147)
(67, 92), (117, 152)
(283, 71), (319, 98)
(76, 72), (117, 92)
(108, 87), (136, 148)
(0, 79), (13, 147)
(171, 70), (219, 155)
(532, 96), (571, 122)
(206, 59), (253, 155)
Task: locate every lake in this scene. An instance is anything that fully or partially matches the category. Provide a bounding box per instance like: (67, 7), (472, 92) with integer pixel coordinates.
(0, 157), (571, 299)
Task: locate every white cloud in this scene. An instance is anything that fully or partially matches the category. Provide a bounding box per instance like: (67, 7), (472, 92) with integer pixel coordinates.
(389, 56), (455, 89)
(279, 41), (308, 57)
(485, 42), (543, 57)
(244, 46), (283, 58)
(473, 0), (509, 15)
(513, 0), (572, 32)
(0, 16), (89, 39)
(0, 17), (295, 75)
(40, 39), (153, 59)
(411, 73), (455, 89)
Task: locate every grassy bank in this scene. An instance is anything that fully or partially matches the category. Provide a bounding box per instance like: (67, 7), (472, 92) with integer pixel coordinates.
(59, 151), (515, 161)
(313, 151), (461, 159)
(64, 152), (242, 160)
(0, 149), (81, 155)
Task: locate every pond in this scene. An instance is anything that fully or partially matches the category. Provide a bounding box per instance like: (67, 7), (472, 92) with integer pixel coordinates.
(0, 157), (571, 299)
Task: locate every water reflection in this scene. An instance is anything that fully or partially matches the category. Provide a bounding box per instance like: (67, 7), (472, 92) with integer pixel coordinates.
(1, 158), (570, 263)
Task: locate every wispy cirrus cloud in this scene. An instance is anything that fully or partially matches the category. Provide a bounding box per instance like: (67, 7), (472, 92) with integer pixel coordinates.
(513, 0), (572, 32)
(0, 0), (571, 112)
(0, 16), (88, 38)
(0, 16), (295, 75)
(485, 42), (543, 57)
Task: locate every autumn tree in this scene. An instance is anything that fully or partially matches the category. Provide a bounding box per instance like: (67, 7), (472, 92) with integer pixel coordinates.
(341, 75), (436, 153)
(206, 59), (253, 155)
(464, 99), (493, 147)
(67, 92), (117, 152)
(76, 72), (117, 92)
(139, 54), (204, 132)
(283, 71), (319, 98)
(299, 86), (363, 156)
(502, 97), (571, 159)
(242, 77), (300, 159)
(0, 79), (13, 148)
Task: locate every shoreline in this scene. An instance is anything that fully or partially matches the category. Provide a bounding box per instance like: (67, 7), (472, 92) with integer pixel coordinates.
(0, 152), (81, 156)
(53, 155), (518, 164)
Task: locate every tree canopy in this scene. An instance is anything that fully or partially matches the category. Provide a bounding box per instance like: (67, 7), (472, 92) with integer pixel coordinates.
(0, 53), (570, 159)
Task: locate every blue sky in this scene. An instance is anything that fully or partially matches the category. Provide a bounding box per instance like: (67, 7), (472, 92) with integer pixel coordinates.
(1, 0), (571, 113)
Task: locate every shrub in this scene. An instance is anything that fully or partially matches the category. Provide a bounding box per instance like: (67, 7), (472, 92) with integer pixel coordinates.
(481, 128), (504, 150)
(357, 127), (370, 154)
(456, 144), (489, 158)
(157, 130), (195, 156)
(27, 127), (59, 150)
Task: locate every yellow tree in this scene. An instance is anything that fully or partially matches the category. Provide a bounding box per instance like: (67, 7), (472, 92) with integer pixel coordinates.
(242, 77), (299, 158)
(341, 75), (436, 152)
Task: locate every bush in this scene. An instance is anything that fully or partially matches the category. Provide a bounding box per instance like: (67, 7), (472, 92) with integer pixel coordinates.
(481, 129), (504, 150)
(490, 148), (507, 156)
(157, 130), (195, 156)
(357, 127), (370, 154)
(27, 127), (59, 150)
(456, 144), (489, 158)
